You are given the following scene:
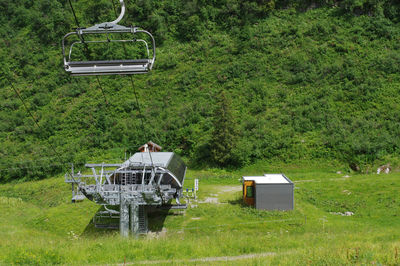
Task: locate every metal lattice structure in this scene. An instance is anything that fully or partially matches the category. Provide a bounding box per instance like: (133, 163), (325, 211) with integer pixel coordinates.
(65, 151), (186, 236)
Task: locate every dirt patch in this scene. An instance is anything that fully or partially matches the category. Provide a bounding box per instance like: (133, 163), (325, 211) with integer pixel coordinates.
(219, 185), (241, 193)
(329, 176), (350, 181)
(128, 252), (276, 264)
(293, 179), (318, 183)
(198, 186), (241, 204)
(199, 197), (219, 204)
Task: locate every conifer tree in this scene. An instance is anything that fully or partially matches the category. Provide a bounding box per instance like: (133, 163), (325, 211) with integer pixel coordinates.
(210, 90), (238, 166)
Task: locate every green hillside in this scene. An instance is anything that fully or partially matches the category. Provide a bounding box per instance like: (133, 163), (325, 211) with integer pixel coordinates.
(1, 0), (400, 182)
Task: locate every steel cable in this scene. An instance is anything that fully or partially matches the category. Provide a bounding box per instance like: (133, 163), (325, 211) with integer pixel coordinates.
(68, 0), (81, 29)
(96, 76), (109, 106)
(108, 1), (161, 145)
(5, 77), (78, 183)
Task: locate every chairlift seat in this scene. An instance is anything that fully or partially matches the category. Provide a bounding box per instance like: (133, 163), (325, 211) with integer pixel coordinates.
(63, 27), (156, 76)
(62, 0), (156, 77)
(66, 59), (151, 76)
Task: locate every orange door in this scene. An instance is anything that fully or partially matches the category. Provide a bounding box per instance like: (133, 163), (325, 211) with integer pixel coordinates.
(243, 180), (255, 206)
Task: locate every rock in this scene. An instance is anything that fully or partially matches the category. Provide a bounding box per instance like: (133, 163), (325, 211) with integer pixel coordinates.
(377, 164), (391, 174)
(330, 211), (354, 216)
(342, 190), (352, 195)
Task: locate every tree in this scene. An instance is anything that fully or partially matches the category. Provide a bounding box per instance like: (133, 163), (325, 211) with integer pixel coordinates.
(210, 90), (238, 166)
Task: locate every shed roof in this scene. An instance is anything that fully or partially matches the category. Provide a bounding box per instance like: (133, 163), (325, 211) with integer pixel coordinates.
(242, 174), (291, 184)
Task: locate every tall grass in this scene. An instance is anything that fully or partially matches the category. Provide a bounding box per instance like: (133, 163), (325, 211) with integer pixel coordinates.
(0, 163), (399, 264)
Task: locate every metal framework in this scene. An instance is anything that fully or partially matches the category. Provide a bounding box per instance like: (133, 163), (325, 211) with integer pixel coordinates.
(63, 1), (168, 237)
(62, 0), (156, 76)
(65, 151), (186, 236)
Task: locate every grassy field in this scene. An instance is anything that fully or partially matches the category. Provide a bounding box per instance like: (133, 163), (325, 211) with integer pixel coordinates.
(0, 161), (399, 265)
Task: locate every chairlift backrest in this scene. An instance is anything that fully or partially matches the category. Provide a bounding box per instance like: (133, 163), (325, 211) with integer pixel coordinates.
(62, 0), (156, 76)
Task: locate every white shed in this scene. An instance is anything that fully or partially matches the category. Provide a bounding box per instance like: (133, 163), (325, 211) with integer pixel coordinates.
(242, 174), (294, 210)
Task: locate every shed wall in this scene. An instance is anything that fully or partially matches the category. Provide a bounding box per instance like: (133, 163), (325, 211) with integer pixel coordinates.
(255, 184), (293, 210)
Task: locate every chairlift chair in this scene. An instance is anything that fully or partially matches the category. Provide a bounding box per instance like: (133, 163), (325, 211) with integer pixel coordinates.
(62, 0), (155, 76)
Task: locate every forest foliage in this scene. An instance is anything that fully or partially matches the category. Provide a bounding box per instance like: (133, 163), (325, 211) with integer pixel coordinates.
(1, 0), (400, 182)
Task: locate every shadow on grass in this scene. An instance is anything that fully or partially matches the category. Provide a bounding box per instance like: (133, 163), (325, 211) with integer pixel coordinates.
(228, 197), (249, 208)
(81, 206), (118, 237)
(80, 206), (183, 237)
(148, 207), (183, 232)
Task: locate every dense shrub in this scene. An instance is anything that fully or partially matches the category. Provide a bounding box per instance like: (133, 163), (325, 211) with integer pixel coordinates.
(1, 1), (400, 181)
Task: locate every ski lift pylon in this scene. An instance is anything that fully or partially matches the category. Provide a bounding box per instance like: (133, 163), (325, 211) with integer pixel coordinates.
(62, 0), (155, 76)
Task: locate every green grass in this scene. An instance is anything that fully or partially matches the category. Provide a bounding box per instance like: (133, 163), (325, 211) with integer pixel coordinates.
(0, 162), (399, 265)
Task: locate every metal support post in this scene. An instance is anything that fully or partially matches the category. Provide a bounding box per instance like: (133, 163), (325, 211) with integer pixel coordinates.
(194, 179), (199, 199)
(120, 197), (130, 237)
(130, 204), (139, 236)
(71, 183), (75, 203)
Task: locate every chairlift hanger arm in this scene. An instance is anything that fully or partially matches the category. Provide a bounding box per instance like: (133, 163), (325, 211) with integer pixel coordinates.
(111, 0), (125, 25)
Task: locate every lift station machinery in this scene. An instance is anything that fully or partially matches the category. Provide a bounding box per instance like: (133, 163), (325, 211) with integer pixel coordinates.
(62, 1), (184, 236)
(66, 145), (186, 236)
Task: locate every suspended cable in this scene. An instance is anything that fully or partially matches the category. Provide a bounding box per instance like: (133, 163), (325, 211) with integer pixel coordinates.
(129, 75), (162, 145)
(1, 1), (92, 182)
(5, 77), (78, 183)
(68, 0), (81, 29)
(115, 4), (161, 145)
(110, 1), (160, 145)
(96, 76), (109, 106)
(110, 0), (147, 141)
(129, 76), (148, 140)
(67, 0), (160, 149)
(67, 0), (91, 57)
